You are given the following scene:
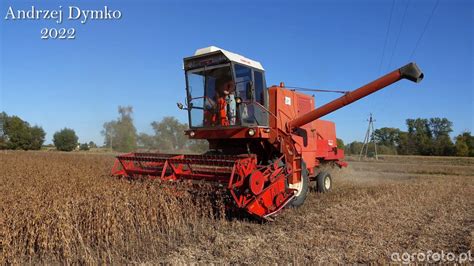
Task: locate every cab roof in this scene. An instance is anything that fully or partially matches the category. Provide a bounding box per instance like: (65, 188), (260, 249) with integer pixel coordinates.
(192, 46), (264, 71)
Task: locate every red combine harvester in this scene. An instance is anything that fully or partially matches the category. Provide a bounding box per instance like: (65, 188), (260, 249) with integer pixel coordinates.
(112, 46), (423, 220)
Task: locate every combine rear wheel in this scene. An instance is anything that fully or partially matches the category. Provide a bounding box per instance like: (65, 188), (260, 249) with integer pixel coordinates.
(316, 171), (332, 193)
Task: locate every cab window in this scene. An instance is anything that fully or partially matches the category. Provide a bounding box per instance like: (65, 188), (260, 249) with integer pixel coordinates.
(234, 64), (253, 101)
(254, 70), (265, 105)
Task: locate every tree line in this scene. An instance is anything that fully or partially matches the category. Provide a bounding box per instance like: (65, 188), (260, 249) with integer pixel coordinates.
(345, 117), (474, 157)
(0, 112), (96, 151)
(2, 110), (472, 157)
(0, 112), (45, 150)
(101, 106), (208, 153)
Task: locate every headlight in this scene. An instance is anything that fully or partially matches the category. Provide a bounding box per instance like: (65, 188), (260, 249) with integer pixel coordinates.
(248, 128), (255, 136)
(189, 131), (195, 137)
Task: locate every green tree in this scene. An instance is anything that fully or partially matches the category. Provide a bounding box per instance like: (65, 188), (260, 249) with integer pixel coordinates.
(373, 127), (401, 147)
(151, 116), (188, 151)
(336, 138), (344, 149)
(345, 141), (363, 155)
(102, 106), (137, 152)
(429, 118), (454, 156)
(377, 145), (397, 155)
(53, 128), (78, 151)
(137, 133), (158, 149)
(429, 118), (453, 138)
(187, 139), (209, 153)
(79, 143), (90, 151)
(28, 126), (46, 150)
(464, 132), (474, 156)
(0, 113), (46, 150)
(137, 117), (208, 153)
(432, 134), (454, 156)
(455, 131), (474, 157)
(88, 141), (97, 149)
(455, 138), (469, 157)
(397, 131), (415, 155)
(0, 112), (6, 149)
(102, 120), (117, 149)
(406, 118), (433, 155)
(3, 115), (31, 150)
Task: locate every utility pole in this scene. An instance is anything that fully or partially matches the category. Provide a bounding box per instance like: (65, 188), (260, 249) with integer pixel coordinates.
(359, 113), (378, 160)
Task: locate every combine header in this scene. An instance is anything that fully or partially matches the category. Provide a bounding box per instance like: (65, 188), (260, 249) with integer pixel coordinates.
(112, 46), (424, 220)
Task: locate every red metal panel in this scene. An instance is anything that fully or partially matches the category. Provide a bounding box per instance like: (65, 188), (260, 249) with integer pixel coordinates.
(186, 127), (270, 139)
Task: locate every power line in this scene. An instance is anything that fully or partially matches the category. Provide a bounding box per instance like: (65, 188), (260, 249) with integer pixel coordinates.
(378, 0), (396, 74)
(374, 0), (407, 114)
(387, 0), (411, 70)
(409, 0), (440, 59)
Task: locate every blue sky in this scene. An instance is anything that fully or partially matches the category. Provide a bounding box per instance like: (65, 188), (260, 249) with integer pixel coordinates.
(1, 0), (472, 145)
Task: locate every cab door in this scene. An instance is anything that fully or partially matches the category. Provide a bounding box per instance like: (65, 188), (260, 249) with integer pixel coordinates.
(233, 64), (268, 126)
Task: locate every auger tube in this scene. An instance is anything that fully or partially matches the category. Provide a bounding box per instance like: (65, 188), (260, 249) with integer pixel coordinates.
(287, 62), (423, 130)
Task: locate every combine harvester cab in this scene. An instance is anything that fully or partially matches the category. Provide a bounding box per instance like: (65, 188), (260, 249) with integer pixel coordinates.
(112, 46), (424, 220)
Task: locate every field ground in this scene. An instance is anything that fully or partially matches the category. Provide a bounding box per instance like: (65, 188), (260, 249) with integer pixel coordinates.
(1, 151), (473, 263)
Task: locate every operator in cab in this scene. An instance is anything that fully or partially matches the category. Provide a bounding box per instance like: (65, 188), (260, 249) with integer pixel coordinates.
(203, 74), (237, 127)
(221, 80), (237, 126)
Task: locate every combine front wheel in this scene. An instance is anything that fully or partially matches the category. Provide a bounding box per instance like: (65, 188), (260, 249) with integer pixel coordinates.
(288, 162), (309, 207)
